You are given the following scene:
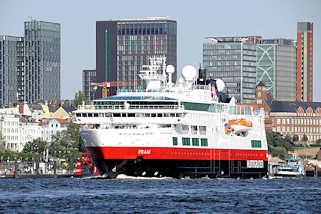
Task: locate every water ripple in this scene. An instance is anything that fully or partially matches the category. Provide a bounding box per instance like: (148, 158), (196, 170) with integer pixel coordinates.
(0, 177), (320, 213)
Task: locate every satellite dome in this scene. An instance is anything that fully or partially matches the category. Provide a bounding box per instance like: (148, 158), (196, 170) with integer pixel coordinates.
(166, 65), (175, 73)
(182, 65), (197, 81)
(215, 79), (225, 92)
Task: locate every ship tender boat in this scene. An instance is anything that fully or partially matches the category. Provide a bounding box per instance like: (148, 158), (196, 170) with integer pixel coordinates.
(74, 56), (268, 178)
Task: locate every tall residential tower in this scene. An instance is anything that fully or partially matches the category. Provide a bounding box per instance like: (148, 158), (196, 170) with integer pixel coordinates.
(297, 22), (313, 102)
(96, 18), (177, 96)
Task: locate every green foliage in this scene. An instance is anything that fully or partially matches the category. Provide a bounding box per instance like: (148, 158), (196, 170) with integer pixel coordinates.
(73, 91), (87, 108)
(0, 132), (5, 151)
(271, 146), (288, 159)
(292, 135), (299, 142)
(23, 138), (47, 154)
(302, 134), (308, 142)
(21, 138), (48, 162)
(266, 130), (294, 159)
(49, 121), (85, 164)
(0, 150), (19, 161)
(316, 139), (321, 145)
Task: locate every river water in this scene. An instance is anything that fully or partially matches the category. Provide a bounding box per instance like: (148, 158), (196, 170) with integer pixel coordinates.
(0, 176), (320, 213)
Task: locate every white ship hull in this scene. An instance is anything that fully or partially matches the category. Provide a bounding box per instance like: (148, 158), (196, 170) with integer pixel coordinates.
(75, 57), (268, 178)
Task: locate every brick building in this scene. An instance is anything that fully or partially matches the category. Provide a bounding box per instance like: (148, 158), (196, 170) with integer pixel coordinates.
(242, 82), (321, 143)
(269, 101), (321, 143)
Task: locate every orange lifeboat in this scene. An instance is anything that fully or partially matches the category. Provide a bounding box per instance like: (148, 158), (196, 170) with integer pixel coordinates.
(224, 119), (252, 134)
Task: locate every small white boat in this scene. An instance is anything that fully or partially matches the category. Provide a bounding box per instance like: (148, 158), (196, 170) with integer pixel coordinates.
(275, 158), (305, 177)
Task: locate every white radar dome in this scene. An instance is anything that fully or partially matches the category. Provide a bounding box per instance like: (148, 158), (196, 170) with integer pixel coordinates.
(215, 79), (225, 92)
(182, 65), (197, 81)
(166, 65), (175, 73)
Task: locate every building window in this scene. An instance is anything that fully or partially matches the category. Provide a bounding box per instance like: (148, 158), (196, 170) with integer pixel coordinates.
(277, 119), (280, 124)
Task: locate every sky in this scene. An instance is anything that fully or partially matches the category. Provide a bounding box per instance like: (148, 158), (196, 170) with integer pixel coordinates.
(1, 0), (321, 101)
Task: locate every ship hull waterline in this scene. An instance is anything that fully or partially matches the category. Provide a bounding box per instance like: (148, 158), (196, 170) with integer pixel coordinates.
(86, 146), (268, 179)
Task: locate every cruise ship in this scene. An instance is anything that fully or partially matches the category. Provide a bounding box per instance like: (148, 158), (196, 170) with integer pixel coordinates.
(74, 56), (268, 178)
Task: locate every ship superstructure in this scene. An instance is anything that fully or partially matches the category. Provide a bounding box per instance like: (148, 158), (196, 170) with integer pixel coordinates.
(74, 56), (268, 178)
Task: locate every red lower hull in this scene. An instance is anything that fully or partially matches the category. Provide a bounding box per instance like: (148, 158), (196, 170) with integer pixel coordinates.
(87, 146), (268, 161)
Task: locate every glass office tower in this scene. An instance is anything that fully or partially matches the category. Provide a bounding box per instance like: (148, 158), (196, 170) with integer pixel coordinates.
(82, 69), (96, 102)
(256, 38), (296, 101)
(24, 20), (60, 103)
(203, 37), (258, 104)
(0, 36), (23, 107)
(96, 18), (177, 96)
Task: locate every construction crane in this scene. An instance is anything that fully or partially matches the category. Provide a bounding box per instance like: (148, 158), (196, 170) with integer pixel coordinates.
(91, 82), (110, 98)
(90, 81), (138, 98)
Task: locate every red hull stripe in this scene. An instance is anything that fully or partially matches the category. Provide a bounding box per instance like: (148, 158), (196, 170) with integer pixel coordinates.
(87, 147), (268, 161)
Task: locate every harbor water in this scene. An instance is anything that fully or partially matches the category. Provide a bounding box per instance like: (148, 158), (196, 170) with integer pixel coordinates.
(0, 177), (320, 213)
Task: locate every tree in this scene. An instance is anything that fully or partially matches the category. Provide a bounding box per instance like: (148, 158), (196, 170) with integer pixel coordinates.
(49, 122), (85, 164)
(271, 146), (288, 159)
(292, 135), (299, 143)
(0, 132), (6, 151)
(23, 138), (47, 154)
(266, 130), (293, 159)
(302, 134), (308, 143)
(22, 138), (48, 162)
(316, 139), (321, 145)
(66, 121), (86, 153)
(73, 91), (87, 108)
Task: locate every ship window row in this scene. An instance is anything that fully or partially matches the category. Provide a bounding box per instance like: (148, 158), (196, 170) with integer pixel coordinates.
(76, 112), (182, 118)
(173, 137), (208, 147)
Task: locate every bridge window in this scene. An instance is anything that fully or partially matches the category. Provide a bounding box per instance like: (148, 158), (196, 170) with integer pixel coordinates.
(199, 126), (206, 135)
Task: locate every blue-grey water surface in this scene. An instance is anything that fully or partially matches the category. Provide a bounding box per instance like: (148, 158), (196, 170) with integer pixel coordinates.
(0, 177), (320, 213)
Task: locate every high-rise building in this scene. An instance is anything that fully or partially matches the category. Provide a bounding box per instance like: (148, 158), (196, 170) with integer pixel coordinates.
(297, 22), (313, 102)
(256, 38), (297, 101)
(203, 36), (259, 104)
(82, 69), (96, 102)
(96, 18), (177, 95)
(0, 36), (23, 107)
(24, 20), (61, 103)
